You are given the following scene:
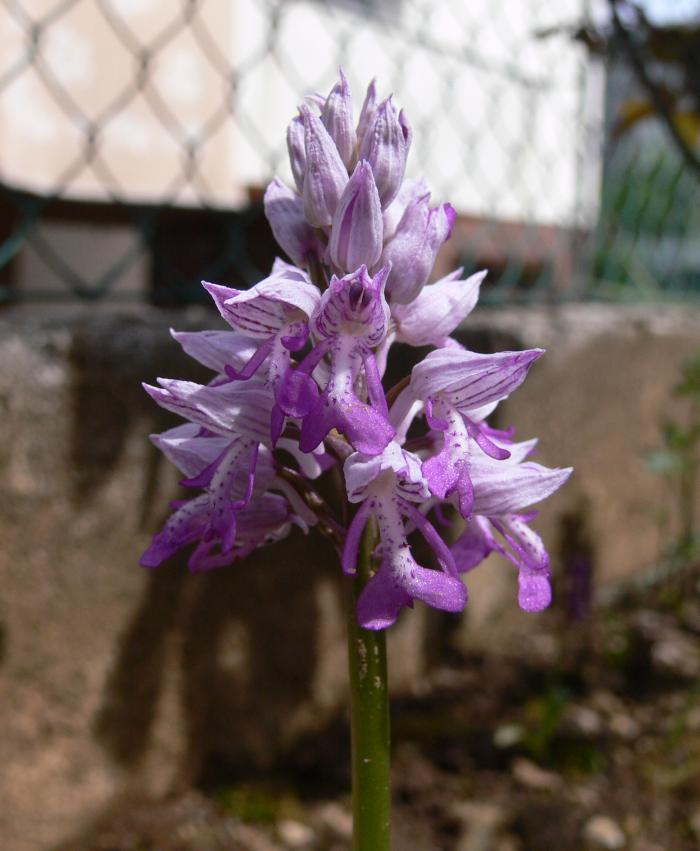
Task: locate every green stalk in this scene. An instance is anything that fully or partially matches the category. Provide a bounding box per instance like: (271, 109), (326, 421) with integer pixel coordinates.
(346, 523), (391, 851)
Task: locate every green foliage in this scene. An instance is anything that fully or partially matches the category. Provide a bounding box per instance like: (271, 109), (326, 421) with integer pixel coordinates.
(216, 784), (303, 825)
(521, 684), (571, 762)
(646, 351), (700, 560)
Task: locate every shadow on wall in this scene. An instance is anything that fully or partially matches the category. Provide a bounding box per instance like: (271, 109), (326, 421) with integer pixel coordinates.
(66, 314), (331, 786)
(93, 531), (331, 785)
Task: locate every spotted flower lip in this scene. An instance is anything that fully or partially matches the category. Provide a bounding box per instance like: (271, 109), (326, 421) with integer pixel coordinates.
(279, 265), (395, 455)
(342, 444), (467, 629)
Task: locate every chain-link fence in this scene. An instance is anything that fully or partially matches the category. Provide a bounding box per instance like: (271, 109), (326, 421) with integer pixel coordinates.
(0, 0), (697, 305)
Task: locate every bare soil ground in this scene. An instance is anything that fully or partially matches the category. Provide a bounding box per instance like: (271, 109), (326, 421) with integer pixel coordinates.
(57, 570), (700, 851)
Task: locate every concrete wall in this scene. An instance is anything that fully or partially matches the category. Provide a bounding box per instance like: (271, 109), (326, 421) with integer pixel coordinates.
(1, 303), (698, 850)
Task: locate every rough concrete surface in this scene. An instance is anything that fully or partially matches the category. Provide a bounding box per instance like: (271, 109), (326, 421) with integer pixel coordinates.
(0, 302), (698, 850)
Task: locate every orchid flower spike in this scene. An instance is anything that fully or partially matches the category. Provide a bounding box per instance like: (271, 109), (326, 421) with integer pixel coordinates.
(141, 71), (571, 633)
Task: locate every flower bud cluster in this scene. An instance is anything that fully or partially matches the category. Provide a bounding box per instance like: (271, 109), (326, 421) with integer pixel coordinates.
(142, 73), (572, 630)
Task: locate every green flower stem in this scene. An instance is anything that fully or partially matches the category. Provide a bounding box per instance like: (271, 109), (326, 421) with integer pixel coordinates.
(346, 523), (391, 851)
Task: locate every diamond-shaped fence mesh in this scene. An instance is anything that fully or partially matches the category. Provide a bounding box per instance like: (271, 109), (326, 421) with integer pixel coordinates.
(0, 0), (697, 305)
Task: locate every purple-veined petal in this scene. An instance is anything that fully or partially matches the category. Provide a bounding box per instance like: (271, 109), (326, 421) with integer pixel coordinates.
(171, 329), (257, 375)
(264, 178), (320, 266)
(411, 347), (544, 413)
(312, 266), (390, 347)
(356, 78), (378, 150)
(287, 113), (306, 191)
(150, 423), (231, 479)
(471, 457), (573, 516)
(321, 68), (356, 169)
(358, 96), (412, 207)
(329, 160), (383, 272)
(393, 269), (486, 347)
(204, 270), (319, 338)
(383, 178), (429, 241)
(301, 104), (349, 227)
(144, 378), (273, 442)
(381, 197), (456, 304)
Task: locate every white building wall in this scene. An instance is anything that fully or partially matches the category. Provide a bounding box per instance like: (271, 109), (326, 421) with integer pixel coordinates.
(0, 0), (604, 227)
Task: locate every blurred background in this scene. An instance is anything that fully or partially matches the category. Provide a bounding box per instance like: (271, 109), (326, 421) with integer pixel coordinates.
(0, 1), (699, 850)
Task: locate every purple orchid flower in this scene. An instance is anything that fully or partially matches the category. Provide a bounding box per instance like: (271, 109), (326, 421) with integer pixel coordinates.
(391, 346), (543, 518)
(203, 261), (321, 442)
(277, 265), (395, 455)
(342, 443), (467, 630)
(452, 440), (573, 612)
(140, 378), (276, 569)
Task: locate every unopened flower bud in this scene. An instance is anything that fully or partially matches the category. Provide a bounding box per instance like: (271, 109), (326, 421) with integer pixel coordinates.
(358, 96), (412, 207)
(264, 179), (319, 267)
(321, 69), (357, 169)
(383, 178), (429, 241)
(329, 160), (383, 272)
(381, 195), (456, 304)
(286, 114), (306, 192)
(356, 78), (378, 150)
(301, 105), (349, 228)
